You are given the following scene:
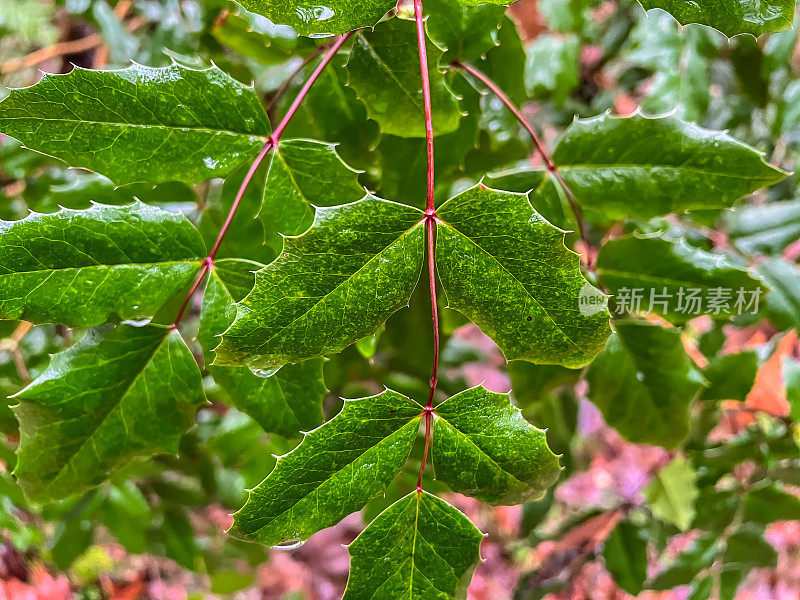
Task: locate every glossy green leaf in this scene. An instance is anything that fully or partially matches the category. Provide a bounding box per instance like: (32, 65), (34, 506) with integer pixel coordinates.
(701, 351), (758, 401)
(236, 0), (396, 36)
(0, 202), (204, 327)
(552, 113), (787, 220)
(597, 235), (765, 322)
(525, 34), (580, 107)
(233, 389), (423, 546)
(431, 386), (561, 504)
(587, 321), (706, 448)
(347, 18), (461, 138)
(436, 185), (611, 368)
(638, 0), (794, 37)
(0, 64), (270, 185)
(425, 0), (505, 62)
(757, 258), (800, 330)
(258, 139), (365, 253)
(726, 199), (800, 255)
(343, 491), (483, 600)
(644, 457), (699, 530)
(13, 323), (205, 502)
(603, 521), (648, 595)
(215, 196), (425, 369)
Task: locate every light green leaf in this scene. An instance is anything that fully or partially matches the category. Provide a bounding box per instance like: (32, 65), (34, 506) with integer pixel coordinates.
(757, 258), (800, 330)
(215, 196), (425, 370)
(236, 0), (396, 36)
(644, 457), (699, 531)
(436, 185), (611, 368)
(0, 202), (205, 327)
(726, 199), (800, 255)
(586, 321), (706, 448)
(638, 0), (794, 37)
(343, 491), (483, 600)
(0, 64), (270, 185)
(13, 323), (205, 502)
(347, 18), (461, 138)
(232, 389), (423, 546)
(432, 386), (561, 504)
(597, 235), (765, 322)
(552, 113), (787, 220)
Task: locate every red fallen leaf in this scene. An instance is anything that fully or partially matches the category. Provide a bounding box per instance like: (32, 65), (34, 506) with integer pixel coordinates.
(746, 330), (798, 417)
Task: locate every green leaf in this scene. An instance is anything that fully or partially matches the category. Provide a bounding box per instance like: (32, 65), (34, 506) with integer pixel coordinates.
(343, 491), (483, 600)
(0, 64), (270, 185)
(258, 139), (365, 254)
(236, 0), (396, 36)
(649, 533), (719, 589)
(757, 258), (800, 330)
(726, 199), (800, 255)
(0, 202), (205, 326)
(215, 196), (425, 369)
(744, 484), (800, 524)
(13, 323), (205, 502)
(552, 113), (787, 220)
(347, 18), (461, 138)
(644, 457), (699, 531)
(586, 321), (706, 448)
(101, 482), (152, 554)
(597, 235), (765, 322)
(784, 357), (800, 421)
(701, 351), (758, 401)
(724, 524), (777, 569)
(525, 34), (580, 107)
(431, 386), (561, 504)
(638, 0), (794, 37)
(233, 389), (423, 546)
(602, 521), (648, 595)
(436, 185), (611, 368)
(425, 0), (505, 62)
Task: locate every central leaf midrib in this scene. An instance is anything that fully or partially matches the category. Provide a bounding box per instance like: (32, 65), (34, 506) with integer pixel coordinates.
(0, 259), (202, 276)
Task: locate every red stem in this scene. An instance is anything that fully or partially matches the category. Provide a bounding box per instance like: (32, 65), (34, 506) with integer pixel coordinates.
(452, 60), (593, 268)
(171, 32), (354, 329)
(414, 0), (440, 493)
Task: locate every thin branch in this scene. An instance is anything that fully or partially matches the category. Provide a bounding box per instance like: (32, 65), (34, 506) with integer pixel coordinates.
(452, 60), (595, 270)
(414, 0), (440, 493)
(171, 31), (354, 329)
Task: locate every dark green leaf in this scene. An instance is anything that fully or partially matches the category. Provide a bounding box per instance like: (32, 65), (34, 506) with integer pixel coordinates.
(744, 484), (800, 524)
(587, 321), (706, 448)
(425, 0), (505, 62)
(13, 324), (205, 502)
(638, 0), (794, 37)
(598, 235), (765, 322)
(724, 524), (777, 569)
(347, 18), (461, 138)
(0, 65), (270, 184)
(236, 0), (396, 36)
(701, 351), (758, 401)
(602, 520), (648, 595)
(343, 491), (483, 600)
(431, 386), (561, 504)
(644, 457), (699, 531)
(0, 202), (205, 326)
(233, 389), (423, 546)
(552, 113), (787, 220)
(436, 185), (611, 368)
(215, 196), (425, 369)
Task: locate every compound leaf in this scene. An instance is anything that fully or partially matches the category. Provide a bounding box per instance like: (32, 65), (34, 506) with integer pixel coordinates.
(347, 18), (461, 138)
(0, 64), (270, 185)
(343, 490), (483, 600)
(638, 0), (794, 37)
(236, 0), (396, 36)
(13, 323), (205, 502)
(587, 320), (706, 448)
(436, 185), (611, 368)
(233, 389), (423, 546)
(432, 386), (561, 505)
(215, 196), (425, 369)
(0, 202), (205, 326)
(552, 113), (786, 220)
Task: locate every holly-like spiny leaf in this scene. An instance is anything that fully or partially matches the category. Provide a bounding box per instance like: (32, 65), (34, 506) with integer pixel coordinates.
(347, 17), (462, 138)
(431, 385), (561, 505)
(232, 389), (423, 546)
(0, 202), (205, 327)
(215, 195), (425, 370)
(236, 0), (397, 36)
(13, 323), (205, 502)
(343, 490), (483, 600)
(436, 184), (611, 368)
(586, 320), (706, 448)
(638, 0), (794, 37)
(0, 64), (270, 185)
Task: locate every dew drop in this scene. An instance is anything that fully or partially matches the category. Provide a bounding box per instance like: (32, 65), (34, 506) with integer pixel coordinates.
(250, 366), (282, 378)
